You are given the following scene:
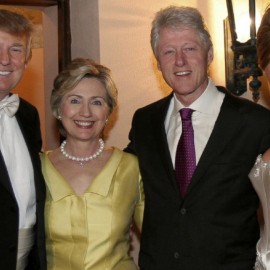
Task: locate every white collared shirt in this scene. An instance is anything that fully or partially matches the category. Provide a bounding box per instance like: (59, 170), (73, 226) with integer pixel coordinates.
(0, 95), (36, 229)
(165, 78), (225, 168)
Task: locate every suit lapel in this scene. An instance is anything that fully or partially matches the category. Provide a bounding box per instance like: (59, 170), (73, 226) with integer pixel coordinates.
(150, 94), (181, 199)
(187, 93), (243, 195)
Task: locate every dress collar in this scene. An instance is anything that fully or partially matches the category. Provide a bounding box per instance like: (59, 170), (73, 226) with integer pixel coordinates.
(43, 148), (123, 201)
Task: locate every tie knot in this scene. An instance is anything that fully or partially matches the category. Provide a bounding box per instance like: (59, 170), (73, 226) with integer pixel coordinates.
(179, 108), (193, 121)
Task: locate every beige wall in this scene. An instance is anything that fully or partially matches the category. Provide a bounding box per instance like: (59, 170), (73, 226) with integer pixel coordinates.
(70, 0), (270, 150)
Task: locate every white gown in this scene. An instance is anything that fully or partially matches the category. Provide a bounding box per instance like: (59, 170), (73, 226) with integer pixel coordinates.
(249, 155), (270, 270)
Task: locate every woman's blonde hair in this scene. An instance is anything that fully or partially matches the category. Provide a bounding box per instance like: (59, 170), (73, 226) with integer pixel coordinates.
(51, 58), (118, 137)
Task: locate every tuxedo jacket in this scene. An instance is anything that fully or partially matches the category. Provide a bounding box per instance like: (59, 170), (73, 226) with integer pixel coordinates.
(0, 97), (47, 270)
(126, 87), (270, 270)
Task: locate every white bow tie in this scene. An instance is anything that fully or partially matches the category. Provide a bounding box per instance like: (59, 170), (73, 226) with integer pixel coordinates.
(0, 94), (20, 117)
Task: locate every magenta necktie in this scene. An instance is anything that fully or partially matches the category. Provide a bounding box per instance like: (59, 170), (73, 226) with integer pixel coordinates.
(175, 108), (196, 197)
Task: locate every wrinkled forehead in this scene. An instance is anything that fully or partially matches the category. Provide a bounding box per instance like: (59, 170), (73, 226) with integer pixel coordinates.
(0, 29), (29, 49)
(158, 26), (205, 46)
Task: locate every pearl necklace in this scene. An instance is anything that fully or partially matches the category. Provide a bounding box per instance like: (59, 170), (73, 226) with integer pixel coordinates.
(60, 138), (105, 166)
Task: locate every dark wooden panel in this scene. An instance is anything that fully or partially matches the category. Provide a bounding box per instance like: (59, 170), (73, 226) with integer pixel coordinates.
(0, 0), (59, 6)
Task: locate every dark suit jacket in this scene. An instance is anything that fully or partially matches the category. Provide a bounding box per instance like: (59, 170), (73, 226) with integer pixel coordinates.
(0, 97), (47, 270)
(126, 87), (270, 270)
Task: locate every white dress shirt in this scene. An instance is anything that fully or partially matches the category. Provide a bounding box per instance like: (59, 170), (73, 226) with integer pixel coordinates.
(0, 96), (36, 228)
(165, 78), (225, 168)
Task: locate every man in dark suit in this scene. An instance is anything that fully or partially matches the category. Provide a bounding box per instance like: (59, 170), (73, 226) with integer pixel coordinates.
(0, 9), (46, 269)
(125, 6), (270, 270)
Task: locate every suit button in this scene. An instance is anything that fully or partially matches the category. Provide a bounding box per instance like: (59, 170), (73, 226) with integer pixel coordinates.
(180, 208), (186, 214)
(174, 252), (180, 259)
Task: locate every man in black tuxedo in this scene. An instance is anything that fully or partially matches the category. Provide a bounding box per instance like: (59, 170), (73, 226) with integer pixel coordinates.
(0, 9), (46, 270)
(125, 6), (270, 270)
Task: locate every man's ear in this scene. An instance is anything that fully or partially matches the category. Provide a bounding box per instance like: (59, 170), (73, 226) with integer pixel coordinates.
(157, 60), (161, 71)
(207, 46), (214, 65)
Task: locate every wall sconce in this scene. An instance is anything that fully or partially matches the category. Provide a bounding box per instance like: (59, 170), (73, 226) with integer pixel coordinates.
(224, 0), (262, 101)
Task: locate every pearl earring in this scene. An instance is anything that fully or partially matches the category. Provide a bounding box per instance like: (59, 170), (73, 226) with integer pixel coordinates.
(58, 115), (62, 120)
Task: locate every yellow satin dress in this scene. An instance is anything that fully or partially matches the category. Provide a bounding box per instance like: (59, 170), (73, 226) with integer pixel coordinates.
(40, 148), (144, 270)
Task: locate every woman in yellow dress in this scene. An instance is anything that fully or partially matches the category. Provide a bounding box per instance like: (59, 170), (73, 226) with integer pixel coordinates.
(40, 58), (144, 270)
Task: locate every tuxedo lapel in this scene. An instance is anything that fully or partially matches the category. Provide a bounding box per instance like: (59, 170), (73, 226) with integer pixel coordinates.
(15, 100), (44, 198)
(16, 101), (38, 152)
(0, 151), (16, 196)
(187, 93), (244, 195)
